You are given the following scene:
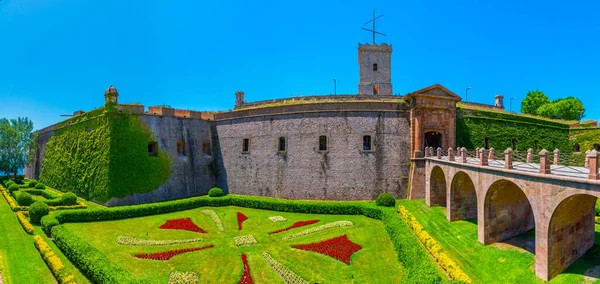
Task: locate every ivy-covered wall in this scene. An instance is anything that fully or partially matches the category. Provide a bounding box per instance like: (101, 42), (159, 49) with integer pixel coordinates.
(456, 107), (571, 153)
(39, 109), (172, 203)
(39, 114), (110, 200)
(107, 112), (172, 200)
(570, 127), (600, 152)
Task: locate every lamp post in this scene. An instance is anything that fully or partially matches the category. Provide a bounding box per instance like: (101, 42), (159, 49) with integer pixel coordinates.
(465, 87), (471, 102)
(510, 97), (516, 112)
(333, 78), (337, 96)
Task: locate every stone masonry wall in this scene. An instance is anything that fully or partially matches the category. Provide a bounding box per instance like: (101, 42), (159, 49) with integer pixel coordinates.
(106, 115), (215, 205)
(213, 111), (411, 200)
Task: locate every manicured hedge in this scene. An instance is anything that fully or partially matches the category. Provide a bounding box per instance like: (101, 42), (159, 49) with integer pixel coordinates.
(52, 226), (138, 283)
(376, 193), (396, 207)
(42, 195), (442, 283)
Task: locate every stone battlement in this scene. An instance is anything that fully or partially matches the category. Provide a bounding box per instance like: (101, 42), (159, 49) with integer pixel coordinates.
(358, 43), (392, 52)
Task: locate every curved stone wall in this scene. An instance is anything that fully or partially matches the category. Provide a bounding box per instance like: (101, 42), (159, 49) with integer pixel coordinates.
(213, 102), (411, 200)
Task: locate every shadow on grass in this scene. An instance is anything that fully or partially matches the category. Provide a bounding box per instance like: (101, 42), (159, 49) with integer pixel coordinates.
(496, 229), (536, 254)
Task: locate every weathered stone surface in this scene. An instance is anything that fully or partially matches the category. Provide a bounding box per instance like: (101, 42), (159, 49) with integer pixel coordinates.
(213, 111), (411, 200)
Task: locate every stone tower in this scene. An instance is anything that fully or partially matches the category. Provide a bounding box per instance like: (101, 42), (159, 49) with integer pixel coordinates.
(358, 43), (392, 95)
(104, 85), (119, 105)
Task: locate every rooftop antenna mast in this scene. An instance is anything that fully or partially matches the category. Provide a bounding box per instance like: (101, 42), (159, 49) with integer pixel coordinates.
(361, 8), (386, 44)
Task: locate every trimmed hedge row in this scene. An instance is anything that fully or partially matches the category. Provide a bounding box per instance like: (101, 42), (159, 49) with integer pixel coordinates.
(42, 195), (443, 283)
(52, 226), (139, 284)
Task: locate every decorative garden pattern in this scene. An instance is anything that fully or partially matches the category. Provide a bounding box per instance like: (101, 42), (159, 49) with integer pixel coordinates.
(59, 206), (404, 282)
(292, 234), (362, 265)
(159, 218), (207, 233)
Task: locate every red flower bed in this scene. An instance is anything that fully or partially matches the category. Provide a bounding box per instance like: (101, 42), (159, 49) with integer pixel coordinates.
(135, 244), (214, 260)
(238, 253), (254, 284)
(237, 212), (248, 231)
(292, 235), (362, 265)
(269, 220), (319, 235)
(159, 218), (207, 233)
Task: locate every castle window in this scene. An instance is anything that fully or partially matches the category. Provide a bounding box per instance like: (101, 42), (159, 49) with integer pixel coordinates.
(148, 142), (158, 156)
(177, 141), (185, 157)
(373, 63), (378, 71)
(278, 137), (287, 152)
(242, 138), (250, 153)
(202, 142), (211, 155)
(319, 135), (327, 151)
(485, 137), (490, 150)
(573, 144), (580, 153)
(534, 141), (539, 151)
(511, 139), (517, 150)
(363, 135), (372, 151)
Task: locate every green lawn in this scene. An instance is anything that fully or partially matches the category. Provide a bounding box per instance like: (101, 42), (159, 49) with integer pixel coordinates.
(0, 192), (55, 284)
(399, 199), (600, 284)
(62, 205), (405, 283)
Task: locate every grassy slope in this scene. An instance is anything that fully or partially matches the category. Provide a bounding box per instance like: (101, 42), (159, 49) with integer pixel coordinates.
(400, 199), (600, 284)
(63, 205), (405, 283)
(0, 194), (55, 284)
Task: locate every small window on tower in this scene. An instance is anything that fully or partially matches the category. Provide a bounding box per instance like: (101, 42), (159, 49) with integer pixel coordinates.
(319, 135), (327, 151)
(278, 137), (287, 152)
(242, 139), (250, 153)
(148, 142), (158, 156)
(373, 63), (378, 71)
(363, 135), (372, 151)
(177, 141), (185, 157)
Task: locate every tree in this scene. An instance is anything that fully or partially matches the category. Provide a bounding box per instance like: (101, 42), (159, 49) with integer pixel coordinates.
(0, 117), (37, 177)
(537, 97), (585, 121)
(521, 90), (550, 115)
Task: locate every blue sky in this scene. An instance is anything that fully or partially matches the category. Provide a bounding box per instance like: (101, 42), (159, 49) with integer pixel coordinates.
(1, 0), (599, 129)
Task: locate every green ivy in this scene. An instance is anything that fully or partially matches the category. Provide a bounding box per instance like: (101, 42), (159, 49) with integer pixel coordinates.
(40, 109), (171, 203)
(107, 112), (171, 200)
(570, 127), (600, 152)
(456, 108), (571, 153)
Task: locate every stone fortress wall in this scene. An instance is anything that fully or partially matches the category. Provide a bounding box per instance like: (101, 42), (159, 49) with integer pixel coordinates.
(212, 101), (411, 200)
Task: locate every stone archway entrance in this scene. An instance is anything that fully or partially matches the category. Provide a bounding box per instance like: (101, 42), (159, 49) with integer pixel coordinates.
(425, 131), (443, 149)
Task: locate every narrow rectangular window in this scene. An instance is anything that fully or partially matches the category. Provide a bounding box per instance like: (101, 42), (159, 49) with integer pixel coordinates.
(242, 138), (250, 152)
(485, 137), (490, 149)
(373, 63), (378, 71)
(363, 135), (372, 151)
(278, 137), (287, 152)
(202, 142), (211, 155)
(148, 142), (158, 155)
(319, 135), (327, 151)
(535, 141), (539, 151)
(512, 139), (517, 150)
(177, 141), (185, 156)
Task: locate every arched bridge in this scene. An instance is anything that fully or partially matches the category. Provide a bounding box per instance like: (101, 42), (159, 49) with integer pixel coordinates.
(423, 147), (600, 281)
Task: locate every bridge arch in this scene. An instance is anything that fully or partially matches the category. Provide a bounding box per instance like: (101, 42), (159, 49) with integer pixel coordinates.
(448, 171), (477, 221)
(544, 193), (599, 280)
(482, 179), (535, 245)
(428, 165), (447, 206)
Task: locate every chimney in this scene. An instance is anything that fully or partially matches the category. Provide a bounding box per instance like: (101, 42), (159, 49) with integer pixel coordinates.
(235, 91), (245, 109)
(494, 95), (504, 109)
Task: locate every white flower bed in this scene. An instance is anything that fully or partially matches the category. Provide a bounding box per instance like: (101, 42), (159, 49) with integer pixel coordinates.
(233, 235), (257, 246)
(282, 221), (353, 240)
(201, 210), (225, 231)
(116, 236), (203, 246)
(168, 271), (198, 284)
(262, 252), (309, 284)
(268, 216), (287, 223)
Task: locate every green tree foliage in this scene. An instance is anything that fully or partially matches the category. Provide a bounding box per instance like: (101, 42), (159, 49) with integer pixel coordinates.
(537, 97), (585, 121)
(521, 90), (550, 115)
(0, 117), (37, 177)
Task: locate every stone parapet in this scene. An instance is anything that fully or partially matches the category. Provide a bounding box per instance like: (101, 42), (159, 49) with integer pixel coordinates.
(148, 106), (175, 117)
